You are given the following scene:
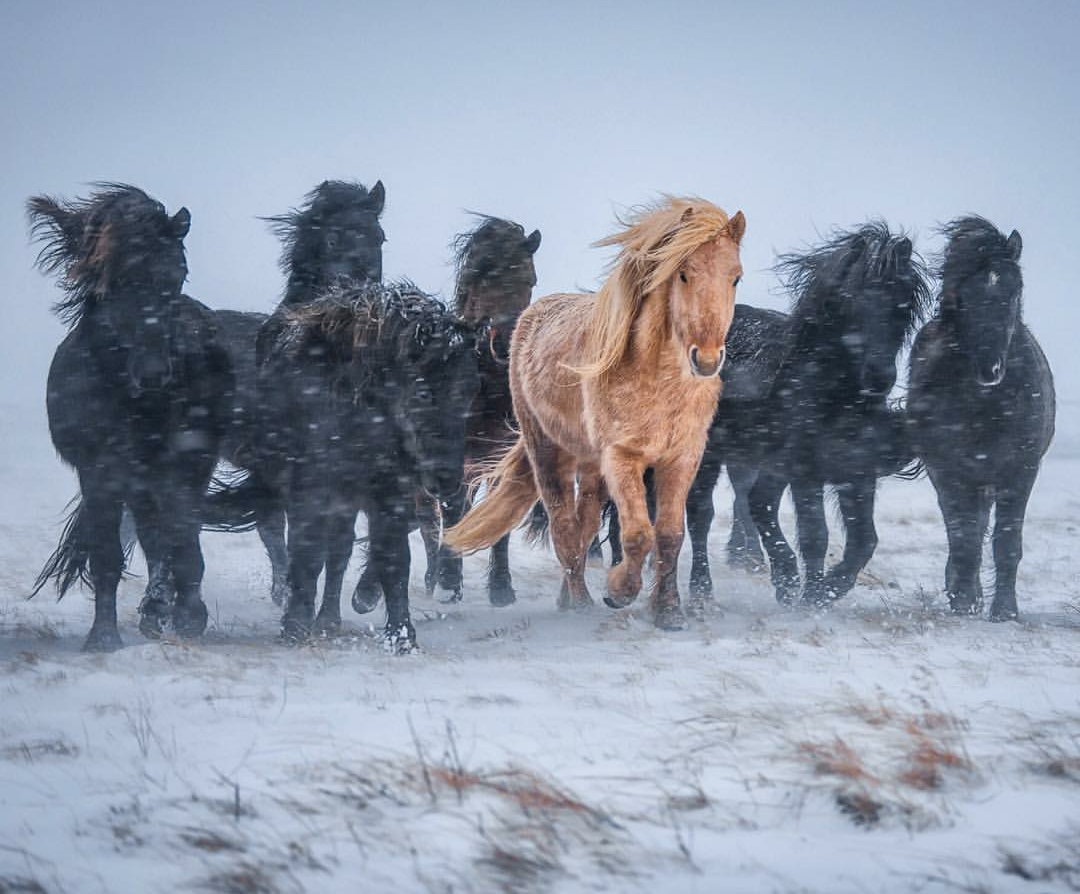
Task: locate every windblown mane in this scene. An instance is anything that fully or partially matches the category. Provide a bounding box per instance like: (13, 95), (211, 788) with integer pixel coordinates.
(777, 221), (932, 342)
(280, 280), (476, 388)
(578, 196), (738, 380)
(451, 214), (529, 316)
(936, 215), (1020, 299)
(263, 180), (384, 302)
(27, 183), (182, 327)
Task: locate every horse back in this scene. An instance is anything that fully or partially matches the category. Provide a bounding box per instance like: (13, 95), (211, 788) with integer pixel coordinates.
(510, 293), (594, 457)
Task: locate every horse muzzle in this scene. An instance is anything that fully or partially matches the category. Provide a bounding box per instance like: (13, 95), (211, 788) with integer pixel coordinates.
(975, 358), (1007, 387)
(689, 345), (726, 378)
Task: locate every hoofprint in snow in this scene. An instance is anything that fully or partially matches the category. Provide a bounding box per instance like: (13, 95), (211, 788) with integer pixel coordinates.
(1, 400), (1078, 894)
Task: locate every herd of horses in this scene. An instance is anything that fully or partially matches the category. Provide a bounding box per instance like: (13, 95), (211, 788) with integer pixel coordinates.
(25, 181), (1055, 653)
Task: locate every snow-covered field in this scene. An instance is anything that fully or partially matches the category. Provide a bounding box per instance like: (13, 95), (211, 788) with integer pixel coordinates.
(2, 400), (1078, 894)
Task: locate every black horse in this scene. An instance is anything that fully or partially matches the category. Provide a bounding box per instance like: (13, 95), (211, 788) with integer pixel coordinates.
(207, 180), (386, 605)
(907, 216), (1054, 620)
(29, 184), (233, 651)
(352, 215), (540, 611)
(690, 224), (930, 607)
(683, 304), (789, 596)
(241, 281), (481, 649)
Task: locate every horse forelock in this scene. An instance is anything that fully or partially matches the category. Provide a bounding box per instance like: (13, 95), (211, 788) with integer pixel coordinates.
(27, 184), (181, 326)
(936, 216), (1018, 293)
(781, 222), (931, 340)
(579, 196), (739, 379)
(263, 180), (383, 276)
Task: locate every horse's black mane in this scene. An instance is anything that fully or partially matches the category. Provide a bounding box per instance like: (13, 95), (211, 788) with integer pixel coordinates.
(27, 183), (181, 327)
(936, 215), (1020, 293)
(262, 180), (382, 276)
(776, 221), (932, 341)
(279, 279), (477, 387)
(451, 214), (529, 316)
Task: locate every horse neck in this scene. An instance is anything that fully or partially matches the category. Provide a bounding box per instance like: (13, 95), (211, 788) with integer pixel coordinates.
(775, 313), (864, 404)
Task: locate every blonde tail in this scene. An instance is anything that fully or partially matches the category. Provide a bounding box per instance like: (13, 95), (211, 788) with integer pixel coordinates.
(444, 439), (537, 554)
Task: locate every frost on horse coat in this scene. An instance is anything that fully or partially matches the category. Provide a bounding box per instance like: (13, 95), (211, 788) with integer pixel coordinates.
(445, 196), (745, 628)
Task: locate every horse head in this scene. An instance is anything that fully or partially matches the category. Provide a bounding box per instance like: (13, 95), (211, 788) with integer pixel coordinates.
(940, 217), (1024, 387)
(266, 179), (386, 302)
(29, 184), (192, 396)
(453, 216), (540, 362)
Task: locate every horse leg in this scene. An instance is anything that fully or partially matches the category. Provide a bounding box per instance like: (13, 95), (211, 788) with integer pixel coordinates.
(522, 414), (591, 610)
(649, 455), (702, 630)
(930, 475), (986, 615)
(602, 447), (652, 609)
(129, 498), (173, 638)
(416, 493), (440, 596)
(313, 510), (355, 635)
(727, 461), (764, 571)
(256, 504), (289, 607)
(488, 534), (516, 606)
(434, 489), (467, 604)
(821, 476), (879, 601)
(281, 495), (325, 642)
(686, 449), (722, 603)
(573, 467), (606, 597)
(79, 474), (126, 652)
(989, 474), (1036, 622)
(351, 528), (384, 616)
(791, 478), (828, 605)
(749, 471), (799, 604)
(369, 500), (416, 652)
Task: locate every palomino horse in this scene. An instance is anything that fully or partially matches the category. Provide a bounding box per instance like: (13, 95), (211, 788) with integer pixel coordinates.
(445, 197), (745, 629)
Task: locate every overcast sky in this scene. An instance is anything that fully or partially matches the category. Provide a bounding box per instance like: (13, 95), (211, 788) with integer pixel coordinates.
(2, 0), (1078, 411)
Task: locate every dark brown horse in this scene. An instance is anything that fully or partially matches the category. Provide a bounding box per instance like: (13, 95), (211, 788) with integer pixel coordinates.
(352, 216), (541, 611)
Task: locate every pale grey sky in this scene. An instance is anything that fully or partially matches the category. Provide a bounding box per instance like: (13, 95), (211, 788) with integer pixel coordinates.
(3, 0), (1078, 407)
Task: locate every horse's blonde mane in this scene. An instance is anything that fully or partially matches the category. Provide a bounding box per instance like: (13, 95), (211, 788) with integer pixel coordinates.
(576, 196), (739, 380)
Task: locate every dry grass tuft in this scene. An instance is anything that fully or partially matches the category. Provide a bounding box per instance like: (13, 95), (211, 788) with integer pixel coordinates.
(1, 738), (79, 762)
(0, 878), (49, 894)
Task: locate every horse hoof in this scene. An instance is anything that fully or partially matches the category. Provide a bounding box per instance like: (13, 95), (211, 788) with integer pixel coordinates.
(573, 593), (595, 611)
(82, 626), (123, 653)
(689, 576), (713, 603)
(281, 615), (312, 643)
(988, 602), (1019, 623)
(173, 601), (208, 639)
(312, 612), (342, 637)
(138, 599), (170, 639)
(351, 582), (382, 615)
(383, 622), (417, 655)
(948, 595), (980, 616)
(437, 587), (463, 605)
(488, 581), (517, 607)
(655, 604), (688, 631)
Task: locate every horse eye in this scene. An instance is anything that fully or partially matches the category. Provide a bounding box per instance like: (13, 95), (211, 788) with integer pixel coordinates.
(679, 271), (687, 284)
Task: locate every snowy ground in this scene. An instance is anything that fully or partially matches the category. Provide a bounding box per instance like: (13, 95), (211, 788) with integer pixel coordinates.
(1, 400), (1078, 894)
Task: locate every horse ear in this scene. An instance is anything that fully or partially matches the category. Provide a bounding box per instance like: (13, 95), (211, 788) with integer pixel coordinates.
(171, 207), (191, 239)
(728, 211), (746, 245)
(369, 180), (386, 216)
(1006, 229), (1022, 261)
(524, 229), (542, 254)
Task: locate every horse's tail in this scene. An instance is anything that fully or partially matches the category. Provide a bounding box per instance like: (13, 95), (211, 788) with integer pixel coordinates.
(445, 440), (537, 554)
(32, 497), (92, 600)
(199, 470), (273, 533)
